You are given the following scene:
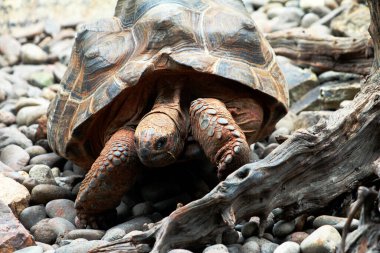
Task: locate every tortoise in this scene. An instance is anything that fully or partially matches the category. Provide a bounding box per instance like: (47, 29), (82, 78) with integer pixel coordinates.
(47, 0), (289, 227)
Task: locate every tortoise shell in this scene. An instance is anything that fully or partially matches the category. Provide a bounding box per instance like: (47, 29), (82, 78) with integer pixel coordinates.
(47, 0), (289, 169)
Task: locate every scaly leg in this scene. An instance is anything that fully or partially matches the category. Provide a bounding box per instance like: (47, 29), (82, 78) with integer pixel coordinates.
(75, 127), (141, 228)
(190, 98), (251, 180)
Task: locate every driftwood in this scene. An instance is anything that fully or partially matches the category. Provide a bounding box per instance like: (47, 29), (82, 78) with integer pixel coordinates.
(340, 186), (380, 253)
(266, 28), (373, 75)
(92, 0), (380, 252)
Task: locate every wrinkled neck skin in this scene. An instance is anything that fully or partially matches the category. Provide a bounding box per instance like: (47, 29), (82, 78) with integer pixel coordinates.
(135, 77), (189, 167)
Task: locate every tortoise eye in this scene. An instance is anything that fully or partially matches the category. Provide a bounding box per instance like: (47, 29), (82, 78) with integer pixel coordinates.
(155, 137), (167, 150)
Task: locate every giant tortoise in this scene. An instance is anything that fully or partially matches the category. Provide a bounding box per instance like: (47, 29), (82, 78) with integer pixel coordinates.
(47, 0), (289, 227)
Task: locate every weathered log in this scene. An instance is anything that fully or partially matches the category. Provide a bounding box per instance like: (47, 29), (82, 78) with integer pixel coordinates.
(340, 185), (380, 253)
(266, 28), (373, 75)
(92, 0), (380, 252)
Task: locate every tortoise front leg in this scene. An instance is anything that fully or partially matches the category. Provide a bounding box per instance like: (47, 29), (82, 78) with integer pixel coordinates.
(75, 127), (141, 228)
(190, 98), (251, 180)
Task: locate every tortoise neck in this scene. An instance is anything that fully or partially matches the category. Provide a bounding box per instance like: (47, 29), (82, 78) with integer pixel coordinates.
(154, 77), (185, 108)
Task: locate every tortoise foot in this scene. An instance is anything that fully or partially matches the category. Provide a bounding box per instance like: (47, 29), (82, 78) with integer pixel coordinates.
(75, 127), (141, 225)
(190, 98), (251, 180)
(75, 209), (117, 229)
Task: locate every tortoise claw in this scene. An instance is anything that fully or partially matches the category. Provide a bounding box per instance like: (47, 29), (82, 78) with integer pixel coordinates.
(75, 209), (117, 229)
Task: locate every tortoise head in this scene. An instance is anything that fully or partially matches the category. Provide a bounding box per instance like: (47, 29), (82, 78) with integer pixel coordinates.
(135, 111), (185, 167)
(135, 78), (187, 167)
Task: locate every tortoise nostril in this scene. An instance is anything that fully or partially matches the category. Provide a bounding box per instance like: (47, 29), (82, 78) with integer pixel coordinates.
(155, 137), (167, 150)
(139, 148), (150, 159)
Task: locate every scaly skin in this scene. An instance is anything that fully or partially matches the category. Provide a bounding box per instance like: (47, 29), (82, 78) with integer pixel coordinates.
(75, 81), (264, 227)
(135, 79), (189, 167)
(75, 127), (140, 228)
(190, 98), (263, 180)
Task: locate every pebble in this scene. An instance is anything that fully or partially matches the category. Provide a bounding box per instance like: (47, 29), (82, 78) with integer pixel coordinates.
(318, 71), (361, 83)
(44, 19), (61, 36)
(262, 242), (279, 253)
(102, 216), (152, 241)
(203, 244), (229, 253)
(51, 167), (61, 177)
(277, 57), (319, 104)
(319, 82), (361, 110)
(268, 7), (304, 31)
(0, 144), (30, 170)
(30, 217), (76, 244)
(29, 165), (56, 185)
(0, 35), (21, 66)
(246, 236), (272, 247)
(16, 105), (48, 126)
(55, 175), (83, 191)
(310, 5), (331, 17)
(311, 23), (332, 35)
(132, 202), (155, 216)
(1, 172), (26, 184)
(20, 205), (47, 230)
(294, 111), (334, 130)
(27, 71), (55, 88)
(19, 124), (38, 142)
(31, 184), (72, 204)
(35, 242), (55, 251)
(41, 87), (57, 100)
(0, 109), (16, 125)
(268, 127), (290, 144)
(274, 241), (300, 253)
(241, 241), (260, 253)
(30, 153), (63, 167)
(55, 240), (108, 253)
(300, 225), (341, 253)
(0, 200), (35, 251)
(241, 218), (260, 238)
(0, 127), (33, 150)
(0, 175), (30, 216)
(313, 215), (359, 231)
(14, 246), (44, 253)
(227, 244), (243, 253)
(15, 97), (48, 111)
(53, 62), (67, 82)
(222, 229), (239, 245)
(299, 0), (324, 10)
(285, 231), (309, 244)
(29, 219), (57, 244)
(262, 143), (280, 158)
(301, 13), (320, 28)
(46, 199), (76, 224)
(64, 229), (105, 240)
(0, 88), (6, 102)
(168, 249), (194, 253)
(21, 43), (48, 64)
(273, 220), (296, 238)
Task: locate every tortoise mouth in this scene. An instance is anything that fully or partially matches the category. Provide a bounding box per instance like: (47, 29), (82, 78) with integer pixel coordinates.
(135, 114), (183, 167)
(137, 146), (177, 167)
